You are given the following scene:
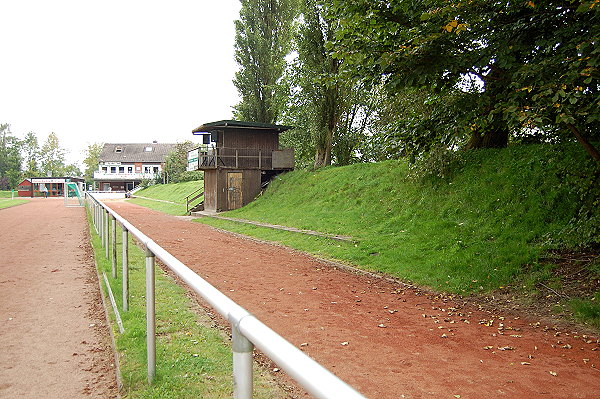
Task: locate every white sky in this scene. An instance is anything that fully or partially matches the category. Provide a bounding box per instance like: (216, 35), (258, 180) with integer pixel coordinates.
(0, 0), (242, 168)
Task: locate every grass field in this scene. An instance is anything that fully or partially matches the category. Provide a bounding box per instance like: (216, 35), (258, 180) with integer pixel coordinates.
(87, 208), (285, 398)
(0, 198), (28, 209)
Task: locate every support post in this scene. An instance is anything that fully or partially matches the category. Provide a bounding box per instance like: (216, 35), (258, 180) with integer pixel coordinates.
(98, 204), (104, 247)
(104, 210), (109, 259)
(122, 226), (129, 312)
(231, 319), (254, 399)
(145, 245), (156, 383)
(111, 215), (117, 279)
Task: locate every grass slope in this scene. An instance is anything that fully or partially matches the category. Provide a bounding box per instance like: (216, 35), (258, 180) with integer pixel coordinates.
(215, 144), (599, 293)
(131, 181), (204, 216)
(136, 181), (203, 204)
(127, 143), (600, 328)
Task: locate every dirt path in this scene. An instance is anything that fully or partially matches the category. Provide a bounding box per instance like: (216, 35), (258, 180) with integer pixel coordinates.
(109, 201), (600, 399)
(0, 198), (118, 398)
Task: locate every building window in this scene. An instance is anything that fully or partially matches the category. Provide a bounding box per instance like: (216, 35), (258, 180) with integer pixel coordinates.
(111, 166), (116, 173)
(144, 166), (151, 173)
(119, 166), (125, 173)
(115, 146), (123, 153)
(102, 167), (107, 173)
(153, 166), (159, 174)
(128, 166), (133, 173)
(145, 146), (153, 152)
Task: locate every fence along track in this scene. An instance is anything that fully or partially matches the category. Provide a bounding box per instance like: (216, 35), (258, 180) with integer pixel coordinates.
(87, 193), (366, 399)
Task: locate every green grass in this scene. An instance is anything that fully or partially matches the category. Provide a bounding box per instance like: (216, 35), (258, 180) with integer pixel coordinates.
(0, 190), (14, 198)
(197, 143), (599, 295)
(0, 198), (28, 209)
(128, 198), (188, 216)
(87, 210), (285, 398)
(130, 181), (204, 216)
(570, 293), (600, 330)
(136, 181), (204, 204)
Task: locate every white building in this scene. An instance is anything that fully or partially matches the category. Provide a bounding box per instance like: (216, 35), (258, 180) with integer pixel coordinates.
(94, 142), (176, 191)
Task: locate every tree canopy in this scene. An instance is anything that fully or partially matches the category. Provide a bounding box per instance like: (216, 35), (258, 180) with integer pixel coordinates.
(233, 0), (297, 124)
(327, 0), (600, 160)
(0, 124), (22, 189)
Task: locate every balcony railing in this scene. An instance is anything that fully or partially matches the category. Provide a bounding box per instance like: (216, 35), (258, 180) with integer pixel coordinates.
(188, 147), (294, 170)
(93, 172), (158, 181)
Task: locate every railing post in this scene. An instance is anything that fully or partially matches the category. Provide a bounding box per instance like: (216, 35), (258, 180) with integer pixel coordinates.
(111, 215), (117, 279)
(258, 150), (262, 169)
(92, 202), (97, 233)
(98, 203), (103, 247)
(122, 225), (129, 312)
(145, 245), (156, 383)
(104, 210), (109, 259)
(235, 149), (239, 168)
(231, 317), (254, 399)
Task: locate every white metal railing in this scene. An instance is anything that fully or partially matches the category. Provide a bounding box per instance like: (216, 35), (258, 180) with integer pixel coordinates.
(86, 193), (366, 399)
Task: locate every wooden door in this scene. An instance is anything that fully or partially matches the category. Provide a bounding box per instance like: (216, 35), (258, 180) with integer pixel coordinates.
(227, 172), (243, 210)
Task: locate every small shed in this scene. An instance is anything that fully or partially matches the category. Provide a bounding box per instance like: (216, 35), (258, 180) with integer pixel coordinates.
(188, 120), (294, 212)
(17, 177), (85, 197)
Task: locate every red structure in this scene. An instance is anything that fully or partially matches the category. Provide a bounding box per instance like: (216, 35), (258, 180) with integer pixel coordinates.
(17, 177), (85, 197)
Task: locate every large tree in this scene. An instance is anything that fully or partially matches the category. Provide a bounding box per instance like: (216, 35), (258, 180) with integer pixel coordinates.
(328, 0), (600, 161)
(163, 141), (200, 183)
(21, 131), (40, 177)
(233, 0), (297, 124)
(0, 123), (22, 189)
(39, 132), (66, 176)
(82, 143), (103, 185)
(296, 0), (344, 168)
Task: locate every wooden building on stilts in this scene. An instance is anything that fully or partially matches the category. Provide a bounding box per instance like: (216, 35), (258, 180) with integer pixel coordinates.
(187, 120), (294, 213)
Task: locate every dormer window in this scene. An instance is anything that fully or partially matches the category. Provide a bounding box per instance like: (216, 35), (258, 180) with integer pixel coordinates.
(145, 146), (153, 152)
(115, 146), (123, 153)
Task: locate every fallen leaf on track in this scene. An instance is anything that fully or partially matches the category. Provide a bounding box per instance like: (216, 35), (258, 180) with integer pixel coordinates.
(498, 346), (516, 351)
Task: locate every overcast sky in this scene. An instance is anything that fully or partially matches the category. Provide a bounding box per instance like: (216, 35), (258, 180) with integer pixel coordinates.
(0, 0), (242, 167)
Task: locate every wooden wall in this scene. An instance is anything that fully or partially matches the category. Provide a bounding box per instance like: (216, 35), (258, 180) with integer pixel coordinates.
(203, 169), (262, 212)
(221, 128), (279, 150)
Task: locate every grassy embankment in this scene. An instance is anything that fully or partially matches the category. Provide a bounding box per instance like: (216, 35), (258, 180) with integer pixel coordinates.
(87, 210), (285, 398)
(129, 180), (203, 215)
(133, 144), (600, 329)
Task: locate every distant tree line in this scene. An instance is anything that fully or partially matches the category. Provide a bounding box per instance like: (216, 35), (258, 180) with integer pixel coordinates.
(233, 0), (600, 168)
(0, 123), (82, 190)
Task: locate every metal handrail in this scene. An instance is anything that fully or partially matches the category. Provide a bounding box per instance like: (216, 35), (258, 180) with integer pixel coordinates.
(86, 193), (366, 399)
(184, 188), (204, 213)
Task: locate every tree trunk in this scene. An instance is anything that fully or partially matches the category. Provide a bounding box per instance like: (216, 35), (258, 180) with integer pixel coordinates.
(465, 128), (509, 150)
(566, 123), (600, 163)
(314, 127), (333, 168)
